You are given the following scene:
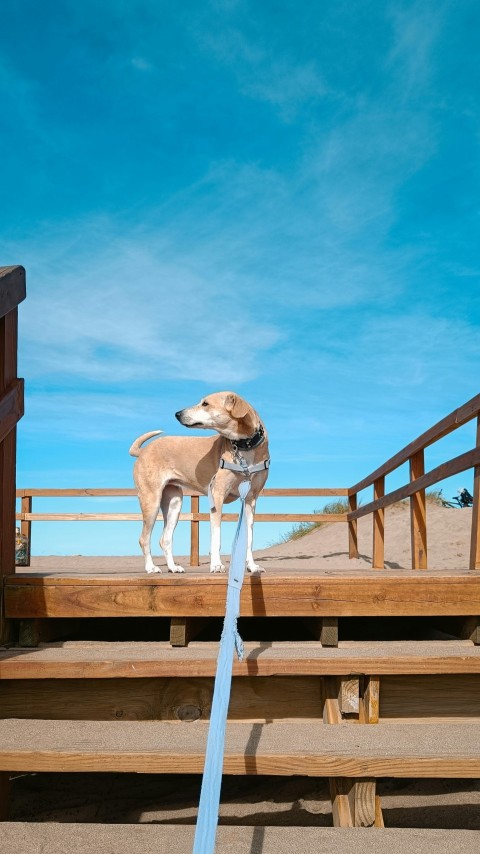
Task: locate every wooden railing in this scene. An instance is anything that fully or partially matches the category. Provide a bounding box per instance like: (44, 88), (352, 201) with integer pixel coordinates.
(348, 392), (480, 571)
(1, 266), (26, 631)
(15, 487), (348, 567)
(14, 392), (480, 573)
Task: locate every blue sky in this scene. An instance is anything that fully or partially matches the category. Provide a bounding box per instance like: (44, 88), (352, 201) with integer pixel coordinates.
(1, 0), (479, 557)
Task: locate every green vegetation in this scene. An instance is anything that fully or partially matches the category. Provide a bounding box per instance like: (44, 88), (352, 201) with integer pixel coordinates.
(276, 498), (350, 544)
(277, 489), (446, 545)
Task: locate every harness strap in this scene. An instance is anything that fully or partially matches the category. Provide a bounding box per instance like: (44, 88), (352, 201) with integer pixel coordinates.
(208, 457), (270, 512)
(219, 457), (270, 475)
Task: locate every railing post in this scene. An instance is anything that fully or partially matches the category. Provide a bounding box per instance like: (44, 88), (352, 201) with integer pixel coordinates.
(372, 476), (385, 569)
(470, 415), (480, 571)
(348, 493), (358, 559)
(190, 495), (200, 567)
(21, 494), (32, 566)
(409, 450), (427, 569)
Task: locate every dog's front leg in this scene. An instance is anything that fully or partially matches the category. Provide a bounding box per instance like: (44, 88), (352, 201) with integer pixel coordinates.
(245, 496), (265, 573)
(209, 478), (228, 573)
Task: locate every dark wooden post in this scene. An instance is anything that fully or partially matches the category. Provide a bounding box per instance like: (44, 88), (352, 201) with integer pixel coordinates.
(0, 266), (26, 642)
(470, 415), (480, 571)
(348, 493), (358, 559)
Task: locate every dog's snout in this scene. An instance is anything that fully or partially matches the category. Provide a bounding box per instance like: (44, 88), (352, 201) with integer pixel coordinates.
(175, 410), (184, 423)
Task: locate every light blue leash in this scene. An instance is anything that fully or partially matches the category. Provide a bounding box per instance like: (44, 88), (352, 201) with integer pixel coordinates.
(192, 478), (251, 854)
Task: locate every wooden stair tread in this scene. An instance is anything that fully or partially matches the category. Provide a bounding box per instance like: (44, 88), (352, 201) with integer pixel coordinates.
(6, 572), (480, 617)
(1, 640), (479, 678)
(0, 720), (479, 775)
(1, 824), (479, 854)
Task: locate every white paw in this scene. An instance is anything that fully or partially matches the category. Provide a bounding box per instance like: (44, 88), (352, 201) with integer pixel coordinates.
(168, 564), (185, 574)
(210, 563), (226, 573)
(247, 563), (265, 574)
(145, 565), (162, 574)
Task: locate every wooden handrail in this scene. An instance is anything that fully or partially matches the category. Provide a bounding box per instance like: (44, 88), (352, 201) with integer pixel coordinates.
(349, 391), (480, 495)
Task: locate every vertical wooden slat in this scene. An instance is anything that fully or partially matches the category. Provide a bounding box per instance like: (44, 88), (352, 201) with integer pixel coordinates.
(372, 476), (385, 569)
(0, 310), (18, 641)
(470, 415), (480, 571)
(20, 494), (32, 565)
(362, 676), (380, 723)
(190, 495), (200, 566)
(410, 449), (427, 569)
(348, 493), (358, 559)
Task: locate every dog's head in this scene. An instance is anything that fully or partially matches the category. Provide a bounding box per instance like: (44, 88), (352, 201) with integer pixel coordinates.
(175, 391), (258, 440)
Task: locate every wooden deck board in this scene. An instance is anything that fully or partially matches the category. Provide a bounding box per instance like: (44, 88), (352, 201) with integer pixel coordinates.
(6, 567), (480, 617)
(0, 720), (479, 776)
(0, 640), (479, 678)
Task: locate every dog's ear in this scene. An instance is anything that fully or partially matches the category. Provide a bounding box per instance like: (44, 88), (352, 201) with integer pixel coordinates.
(225, 393), (250, 420)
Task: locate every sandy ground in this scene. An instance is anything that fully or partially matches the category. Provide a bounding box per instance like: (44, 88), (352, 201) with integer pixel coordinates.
(9, 502), (480, 833)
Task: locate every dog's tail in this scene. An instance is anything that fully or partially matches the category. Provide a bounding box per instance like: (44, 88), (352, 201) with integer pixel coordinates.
(129, 430), (163, 457)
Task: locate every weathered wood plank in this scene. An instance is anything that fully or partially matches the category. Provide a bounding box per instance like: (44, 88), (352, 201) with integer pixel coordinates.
(379, 674), (480, 722)
(169, 616), (209, 647)
(0, 675), (324, 722)
(362, 676), (380, 724)
(0, 266), (26, 319)
(0, 719), (478, 776)
(470, 415), (480, 571)
(410, 450), (427, 570)
(338, 676), (360, 716)
(349, 446), (480, 521)
(372, 477), (385, 569)
(6, 574), (480, 618)
(1, 640), (478, 679)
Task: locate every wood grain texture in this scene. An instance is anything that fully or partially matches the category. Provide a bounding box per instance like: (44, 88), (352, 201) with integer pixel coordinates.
(0, 675), (324, 723)
(379, 674), (480, 722)
(2, 640), (478, 679)
(0, 719), (479, 776)
(0, 266), (26, 319)
(6, 573), (480, 618)
(470, 415), (480, 571)
(410, 450), (427, 570)
(372, 477), (385, 569)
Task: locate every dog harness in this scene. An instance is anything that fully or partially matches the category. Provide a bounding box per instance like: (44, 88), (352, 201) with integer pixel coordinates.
(207, 428), (270, 511)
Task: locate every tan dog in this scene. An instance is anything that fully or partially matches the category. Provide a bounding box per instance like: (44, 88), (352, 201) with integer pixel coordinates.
(129, 392), (270, 574)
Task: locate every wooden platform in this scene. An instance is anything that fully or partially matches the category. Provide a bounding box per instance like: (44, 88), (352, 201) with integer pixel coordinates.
(5, 559), (480, 619)
(0, 719), (479, 776)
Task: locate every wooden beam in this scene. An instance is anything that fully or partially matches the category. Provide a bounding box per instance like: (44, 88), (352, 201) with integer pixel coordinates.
(0, 266), (26, 319)
(349, 446), (480, 521)
(0, 309), (19, 643)
(169, 617), (210, 647)
(1, 640), (478, 679)
(338, 676), (360, 717)
(190, 495), (200, 566)
(470, 415), (480, 571)
(348, 493), (358, 559)
(372, 477), (385, 569)
(20, 494), (32, 565)
(410, 450), (427, 569)
(7, 574), (480, 618)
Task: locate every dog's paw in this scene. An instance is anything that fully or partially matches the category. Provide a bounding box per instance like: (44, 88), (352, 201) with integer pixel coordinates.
(168, 564), (185, 574)
(247, 563), (265, 574)
(210, 563), (226, 573)
(145, 565), (162, 574)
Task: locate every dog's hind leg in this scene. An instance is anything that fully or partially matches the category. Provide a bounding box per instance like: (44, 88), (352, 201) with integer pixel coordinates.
(160, 484), (185, 573)
(138, 486), (163, 574)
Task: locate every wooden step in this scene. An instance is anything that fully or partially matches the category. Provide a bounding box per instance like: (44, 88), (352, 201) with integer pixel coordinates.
(6, 570), (480, 618)
(1, 824), (479, 854)
(0, 720), (479, 776)
(1, 639), (479, 679)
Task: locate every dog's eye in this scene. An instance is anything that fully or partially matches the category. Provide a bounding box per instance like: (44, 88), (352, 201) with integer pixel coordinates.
(201, 400), (209, 407)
